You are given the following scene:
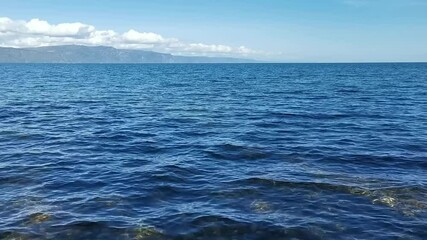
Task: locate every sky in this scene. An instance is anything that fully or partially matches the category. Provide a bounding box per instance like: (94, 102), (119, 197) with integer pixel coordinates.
(0, 0), (427, 62)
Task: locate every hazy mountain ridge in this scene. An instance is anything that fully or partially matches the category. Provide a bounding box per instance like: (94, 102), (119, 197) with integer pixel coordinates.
(0, 45), (256, 63)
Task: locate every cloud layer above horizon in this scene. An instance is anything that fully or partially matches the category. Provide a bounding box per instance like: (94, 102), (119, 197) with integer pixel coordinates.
(0, 17), (258, 57)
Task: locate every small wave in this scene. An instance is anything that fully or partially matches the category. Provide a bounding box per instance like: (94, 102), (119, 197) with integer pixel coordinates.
(204, 143), (271, 161)
(269, 111), (352, 120)
(321, 154), (427, 170)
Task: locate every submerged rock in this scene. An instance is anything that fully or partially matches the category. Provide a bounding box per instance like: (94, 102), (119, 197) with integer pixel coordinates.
(134, 226), (163, 240)
(250, 200), (273, 213)
(28, 213), (51, 224)
(373, 196), (397, 208)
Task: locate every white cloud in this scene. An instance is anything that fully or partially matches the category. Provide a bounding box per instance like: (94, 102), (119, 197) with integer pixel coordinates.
(0, 17), (260, 57)
(0, 17), (17, 31)
(183, 43), (233, 53)
(25, 18), (95, 37)
(87, 30), (118, 45)
(122, 29), (166, 44)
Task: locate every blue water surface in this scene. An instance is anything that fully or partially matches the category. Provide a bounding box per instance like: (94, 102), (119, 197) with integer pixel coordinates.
(0, 63), (426, 239)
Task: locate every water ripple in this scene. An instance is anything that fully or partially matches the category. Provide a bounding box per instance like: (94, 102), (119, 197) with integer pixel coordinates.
(0, 63), (426, 239)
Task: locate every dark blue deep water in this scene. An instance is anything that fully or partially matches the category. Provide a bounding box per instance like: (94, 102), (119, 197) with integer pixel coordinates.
(0, 63), (426, 240)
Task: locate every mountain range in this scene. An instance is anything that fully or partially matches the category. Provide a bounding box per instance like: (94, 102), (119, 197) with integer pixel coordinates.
(0, 45), (256, 63)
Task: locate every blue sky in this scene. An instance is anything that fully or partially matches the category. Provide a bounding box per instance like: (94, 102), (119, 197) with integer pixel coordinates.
(0, 0), (426, 62)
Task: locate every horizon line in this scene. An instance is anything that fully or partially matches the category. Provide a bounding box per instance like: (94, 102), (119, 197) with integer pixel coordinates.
(2, 45), (426, 63)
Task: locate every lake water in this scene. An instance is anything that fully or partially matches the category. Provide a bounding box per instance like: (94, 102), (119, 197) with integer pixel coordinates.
(0, 63), (426, 239)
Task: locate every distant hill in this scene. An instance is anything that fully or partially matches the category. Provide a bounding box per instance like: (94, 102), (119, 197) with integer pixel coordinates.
(0, 45), (256, 63)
